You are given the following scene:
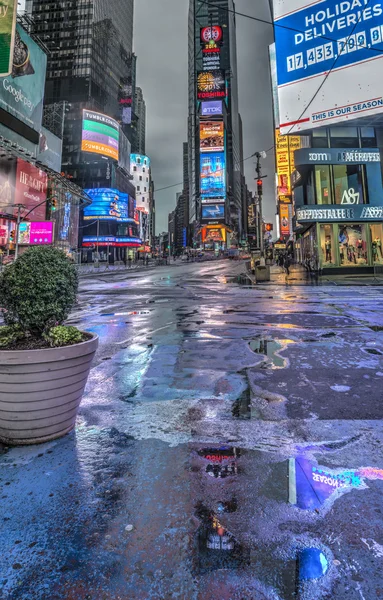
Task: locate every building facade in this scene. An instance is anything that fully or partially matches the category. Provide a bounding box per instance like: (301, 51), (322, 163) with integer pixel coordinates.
(28, 0), (141, 261)
(188, 0), (243, 250)
(133, 87), (146, 155)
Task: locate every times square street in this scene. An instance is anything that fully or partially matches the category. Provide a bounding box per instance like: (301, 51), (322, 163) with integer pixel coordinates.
(1, 259), (383, 600)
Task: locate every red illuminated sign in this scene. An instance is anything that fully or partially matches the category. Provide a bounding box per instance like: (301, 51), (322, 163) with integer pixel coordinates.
(15, 159), (47, 221)
(201, 26), (223, 44)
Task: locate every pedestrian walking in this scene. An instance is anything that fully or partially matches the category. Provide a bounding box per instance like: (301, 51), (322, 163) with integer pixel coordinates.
(128, 256), (132, 268)
(284, 254), (291, 278)
(145, 256), (149, 267)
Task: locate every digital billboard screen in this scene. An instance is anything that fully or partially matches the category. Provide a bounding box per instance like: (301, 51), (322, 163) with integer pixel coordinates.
(200, 121), (224, 153)
(197, 70), (226, 100)
(0, 24), (47, 132)
(200, 152), (226, 201)
(81, 110), (119, 161)
(0, 0), (17, 77)
(202, 204), (225, 221)
(83, 188), (134, 222)
(274, 0), (383, 133)
(0, 157), (47, 221)
(201, 100), (223, 116)
(18, 221), (53, 245)
(38, 127), (63, 173)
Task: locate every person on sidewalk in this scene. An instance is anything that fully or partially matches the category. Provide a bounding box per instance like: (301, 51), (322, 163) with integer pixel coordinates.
(128, 256), (132, 268)
(284, 254), (291, 278)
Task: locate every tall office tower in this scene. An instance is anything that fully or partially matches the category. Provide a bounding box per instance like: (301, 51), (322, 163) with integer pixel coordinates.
(28, 0), (141, 261)
(188, 0), (243, 249)
(133, 87), (146, 155)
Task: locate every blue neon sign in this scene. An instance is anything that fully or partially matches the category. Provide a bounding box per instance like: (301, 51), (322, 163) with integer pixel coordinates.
(275, 0), (383, 87)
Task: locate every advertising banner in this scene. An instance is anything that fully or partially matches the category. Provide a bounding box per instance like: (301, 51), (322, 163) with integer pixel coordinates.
(0, 0), (17, 77)
(83, 188), (133, 222)
(200, 152), (226, 201)
(280, 203), (290, 237)
(274, 0), (383, 133)
(0, 218), (9, 246)
(118, 130), (131, 174)
(202, 226), (226, 243)
(15, 159), (47, 220)
(18, 220), (53, 245)
(275, 128), (301, 198)
(202, 204), (225, 220)
(200, 121), (224, 153)
(0, 24), (47, 132)
(197, 70), (226, 100)
(201, 100), (223, 116)
(81, 109), (119, 161)
(37, 126), (62, 173)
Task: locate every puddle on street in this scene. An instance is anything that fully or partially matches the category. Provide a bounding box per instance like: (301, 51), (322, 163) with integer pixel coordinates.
(249, 338), (295, 368)
(364, 347), (383, 356)
(232, 388), (252, 419)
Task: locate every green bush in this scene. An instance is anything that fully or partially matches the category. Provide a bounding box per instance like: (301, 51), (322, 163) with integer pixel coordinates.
(0, 246), (78, 335)
(0, 325), (24, 348)
(43, 325), (84, 348)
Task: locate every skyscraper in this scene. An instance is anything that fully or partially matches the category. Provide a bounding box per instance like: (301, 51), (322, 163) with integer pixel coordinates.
(133, 87), (146, 155)
(188, 0), (243, 249)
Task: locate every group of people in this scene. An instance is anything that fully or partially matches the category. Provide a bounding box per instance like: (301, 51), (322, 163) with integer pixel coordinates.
(123, 253), (150, 268)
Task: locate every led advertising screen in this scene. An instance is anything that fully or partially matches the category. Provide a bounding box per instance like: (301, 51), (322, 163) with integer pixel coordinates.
(83, 188), (134, 222)
(81, 110), (119, 161)
(37, 127), (62, 173)
(201, 100), (223, 117)
(200, 121), (224, 153)
(0, 157), (47, 220)
(0, 24), (47, 132)
(280, 204), (290, 237)
(202, 204), (225, 221)
(274, 0), (383, 133)
(200, 152), (226, 201)
(197, 70), (226, 100)
(18, 221), (53, 245)
(0, 0), (17, 77)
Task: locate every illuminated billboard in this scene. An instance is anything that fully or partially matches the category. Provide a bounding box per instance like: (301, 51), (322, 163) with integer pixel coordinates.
(18, 221), (53, 245)
(197, 70), (225, 100)
(200, 152), (226, 201)
(280, 204), (290, 237)
(274, 0), (383, 133)
(0, 0), (17, 77)
(275, 129), (302, 200)
(202, 204), (225, 221)
(201, 26), (223, 44)
(201, 101), (223, 116)
(83, 188), (134, 222)
(200, 121), (224, 153)
(0, 24), (47, 132)
(81, 110), (119, 161)
(0, 157), (47, 221)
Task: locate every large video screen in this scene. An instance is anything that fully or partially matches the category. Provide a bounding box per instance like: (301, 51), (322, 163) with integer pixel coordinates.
(81, 110), (119, 161)
(83, 188), (132, 222)
(200, 152), (226, 201)
(197, 70), (225, 100)
(202, 204), (225, 220)
(200, 121), (224, 153)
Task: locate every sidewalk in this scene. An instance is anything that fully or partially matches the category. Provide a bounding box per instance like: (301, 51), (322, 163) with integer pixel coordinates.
(248, 264), (383, 286)
(76, 261), (159, 277)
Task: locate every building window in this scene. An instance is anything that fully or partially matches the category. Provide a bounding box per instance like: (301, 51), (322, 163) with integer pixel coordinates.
(330, 127), (359, 148)
(339, 224), (367, 266)
(139, 176), (142, 181)
(370, 223), (383, 264)
(333, 164), (364, 204)
(319, 224), (335, 266)
(315, 166), (331, 204)
(133, 166), (137, 171)
(361, 127), (377, 148)
(137, 186), (140, 191)
(312, 129), (329, 148)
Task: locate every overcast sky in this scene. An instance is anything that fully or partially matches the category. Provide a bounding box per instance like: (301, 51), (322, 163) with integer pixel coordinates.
(134, 0), (276, 234)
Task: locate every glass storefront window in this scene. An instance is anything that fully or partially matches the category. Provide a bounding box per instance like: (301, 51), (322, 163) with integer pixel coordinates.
(315, 166), (332, 204)
(360, 127), (377, 148)
(319, 224), (336, 266)
(333, 164), (364, 205)
(370, 224), (383, 265)
(338, 224), (367, 266)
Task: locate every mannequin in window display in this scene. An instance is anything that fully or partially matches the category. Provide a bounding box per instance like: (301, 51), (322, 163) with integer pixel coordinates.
(357, 236), (364, 259)
(325, 236), (332, 263)
(339, 228), (348, 265)
(372, 239), (378, 262)
(377, 238), (382, 258)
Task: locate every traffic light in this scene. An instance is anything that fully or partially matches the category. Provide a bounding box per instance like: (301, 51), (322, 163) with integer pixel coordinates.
(9, 230), (15, 242)
(257, 179), (263, 196)
(51, 198), (57, 211)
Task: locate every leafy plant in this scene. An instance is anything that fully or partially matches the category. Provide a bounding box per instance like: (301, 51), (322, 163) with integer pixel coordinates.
(0, 325), (24, 348)
(43, 325), (84, 348)
(0, 246), (78, 335)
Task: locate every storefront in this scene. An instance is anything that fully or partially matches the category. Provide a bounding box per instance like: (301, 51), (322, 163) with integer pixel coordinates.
(293, 147), (383, 273)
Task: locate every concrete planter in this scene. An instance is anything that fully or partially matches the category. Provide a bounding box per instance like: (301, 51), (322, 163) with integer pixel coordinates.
(0, 334), (98, 445)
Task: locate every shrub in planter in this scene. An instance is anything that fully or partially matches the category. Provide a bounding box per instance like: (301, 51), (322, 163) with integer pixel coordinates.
(0, 246), (98, 445)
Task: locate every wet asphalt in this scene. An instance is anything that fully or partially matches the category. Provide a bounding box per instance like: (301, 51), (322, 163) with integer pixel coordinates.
(1, 259), (383, 600)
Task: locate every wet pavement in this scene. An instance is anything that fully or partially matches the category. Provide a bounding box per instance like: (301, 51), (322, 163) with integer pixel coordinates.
(1, 259), (383, 600)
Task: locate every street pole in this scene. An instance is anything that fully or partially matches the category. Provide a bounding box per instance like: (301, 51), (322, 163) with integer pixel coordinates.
(96, 219), (100, 262)
(255, 152), (264, 256)
(14, 204), (24, 260)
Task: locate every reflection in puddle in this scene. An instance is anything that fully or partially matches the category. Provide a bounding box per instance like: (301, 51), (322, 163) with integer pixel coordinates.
(232, 389), (251, 419)
(197, 446), (240, 478)
(290, 457), (383, 510)
(249, 338), (295, 369)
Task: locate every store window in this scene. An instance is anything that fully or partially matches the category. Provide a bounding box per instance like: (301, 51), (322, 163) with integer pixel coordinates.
(330, 127), (359, 148)
(312, 129), (329, 148)
(338, 224), (367, 266)
(315, 166), (332, 204)
(370, 224), (383, 264)
(333, 164), (364, 204)
(319, 224), (336, 266)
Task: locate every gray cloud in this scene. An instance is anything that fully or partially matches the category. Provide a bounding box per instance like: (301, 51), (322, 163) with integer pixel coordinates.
(134, 0), (276, 233)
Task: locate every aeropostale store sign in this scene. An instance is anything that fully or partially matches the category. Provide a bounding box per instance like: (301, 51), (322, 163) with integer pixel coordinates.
(296, 205), (383, 222)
